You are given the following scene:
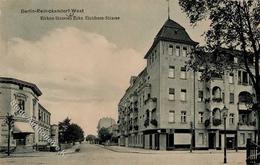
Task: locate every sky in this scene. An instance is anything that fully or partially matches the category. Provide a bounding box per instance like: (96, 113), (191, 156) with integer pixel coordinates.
(0, 0), (210, 135)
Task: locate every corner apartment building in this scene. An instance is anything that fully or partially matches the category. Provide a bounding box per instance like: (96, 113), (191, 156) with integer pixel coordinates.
(117, 19), (257, 150)
(0, 77), (52, 152)
(97, 117), (116, 131)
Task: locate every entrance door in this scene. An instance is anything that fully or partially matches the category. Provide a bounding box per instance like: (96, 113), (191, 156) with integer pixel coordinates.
(149, 134), (152, 149)
(167, 134), (174, 150)
(227, 137), (235, 149)
(208, 133), (216, 149)
(142, 135), (145, 148)
(155, 133), (160, 150)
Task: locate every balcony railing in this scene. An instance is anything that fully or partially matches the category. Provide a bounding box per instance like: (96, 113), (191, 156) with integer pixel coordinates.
(212, 97), (222, 103)
(238, 121), (256, 126)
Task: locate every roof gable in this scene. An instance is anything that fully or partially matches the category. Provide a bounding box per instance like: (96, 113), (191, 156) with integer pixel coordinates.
(145, 19), (198, 59)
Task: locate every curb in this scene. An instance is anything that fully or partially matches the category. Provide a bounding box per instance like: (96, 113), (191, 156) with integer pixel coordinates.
(98, 145), (246, 155)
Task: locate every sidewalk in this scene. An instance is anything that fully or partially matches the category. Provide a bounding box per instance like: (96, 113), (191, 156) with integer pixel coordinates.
(101, 145), (246, 155)
(0, 144), (81, 158)
(0, 151), (55, 158)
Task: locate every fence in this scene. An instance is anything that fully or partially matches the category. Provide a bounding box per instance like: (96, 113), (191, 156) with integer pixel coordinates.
(246, 139), (260, 165)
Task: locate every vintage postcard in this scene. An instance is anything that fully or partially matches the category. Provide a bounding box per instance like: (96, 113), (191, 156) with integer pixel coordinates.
(0, 0), (259, 165)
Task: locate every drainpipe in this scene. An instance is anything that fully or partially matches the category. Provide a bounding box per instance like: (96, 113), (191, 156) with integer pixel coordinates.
(191, 70), (196, 152)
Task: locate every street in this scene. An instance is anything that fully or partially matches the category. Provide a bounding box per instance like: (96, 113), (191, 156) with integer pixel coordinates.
(0, 143), (246, 165)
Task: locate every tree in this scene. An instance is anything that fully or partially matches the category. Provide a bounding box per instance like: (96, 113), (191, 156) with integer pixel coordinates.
(86, 134), (96, 141)
(86, 134), (97, 144)
(179, 0), (260, 140)
(98, 127), (112, 143)
(58, 117), (84, 143)
(58, 117), (71, 143)
(66, 123), (85, 143)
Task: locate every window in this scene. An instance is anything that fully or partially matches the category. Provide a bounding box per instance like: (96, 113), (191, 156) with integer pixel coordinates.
(17, 99), (25, 111)
(181, 111), (187, 123)
(198, 112), (204, 123)
(38, 111), (41, 121)
(198, 90), (203, 102)
(238, 71), (250, 85)
(230, 93), (234, 104)
(234, 57), (238, 64)
(176, 46), (180, 56)
(183, 47), (187, 57)
(168, 66), (175, 78)
(238, 71), (242, 84)
(169, 88), (175, 100)
(168, 45), (173, 55)
(229, 113), (235, 125)
(240, 133), (245, 145)
(197, 72), (202, 81)
(169, 111), (175, 123)
(180, 67), (187, 79)
(33, 100), (36, 117)
(43, 112), (45, 122)
(181, 89), (187, 101)
(229, 73), (234, 84)
(199, 133), (204, 145)
(243, 71), (249, 84)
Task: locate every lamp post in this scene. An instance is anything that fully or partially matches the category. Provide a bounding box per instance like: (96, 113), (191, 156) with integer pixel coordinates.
(222, 106), (228, 164)
(5, 113), (14, 156)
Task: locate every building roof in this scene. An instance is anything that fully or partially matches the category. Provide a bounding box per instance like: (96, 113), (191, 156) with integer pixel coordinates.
(0, 77), (42, 96)
(145, 19), (198, 58)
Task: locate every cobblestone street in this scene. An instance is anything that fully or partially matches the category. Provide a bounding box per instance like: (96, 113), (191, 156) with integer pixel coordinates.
(0, 143), (246, 165)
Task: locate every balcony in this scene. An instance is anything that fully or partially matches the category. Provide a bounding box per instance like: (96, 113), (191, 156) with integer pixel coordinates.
(212, 97), (222, 103)
(238, 120), (256, 130)
(204, 118), (223, 129)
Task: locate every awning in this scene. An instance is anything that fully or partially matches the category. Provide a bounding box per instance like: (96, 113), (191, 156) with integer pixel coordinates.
(13, 122), (35, 134)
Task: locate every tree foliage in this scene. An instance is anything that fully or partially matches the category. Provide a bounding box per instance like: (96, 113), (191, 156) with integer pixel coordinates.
(179, 0), (260, 104)
(98, 127), (112, 143)
(58, 117), (85, 143)
(86, 134), (97, 142)
(66, 123), (85, 143)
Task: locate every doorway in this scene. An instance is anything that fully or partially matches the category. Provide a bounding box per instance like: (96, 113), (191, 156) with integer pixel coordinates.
(149, 134), (152, 149)
(208, 133), (216, 149)
(227, 137), (235, 149)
